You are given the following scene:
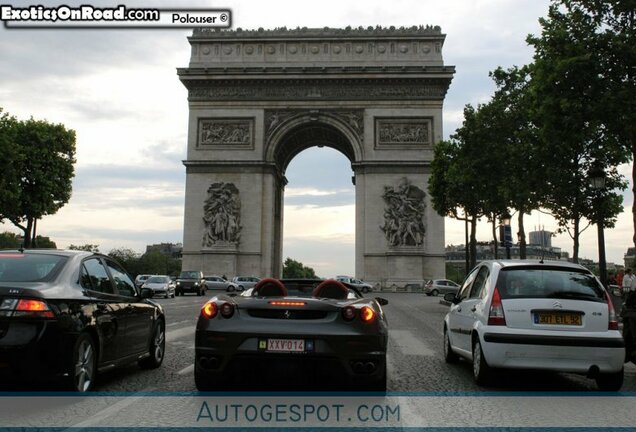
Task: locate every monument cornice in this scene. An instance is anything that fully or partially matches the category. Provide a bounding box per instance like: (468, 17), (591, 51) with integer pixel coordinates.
(178, 65), (455, 77)
(180, 76), (453, 102)
(190, 25), (445, 41)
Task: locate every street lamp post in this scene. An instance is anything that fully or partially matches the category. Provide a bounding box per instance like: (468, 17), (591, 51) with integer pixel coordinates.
(500, 212), (512, 260)
(589, 165), (607, 288)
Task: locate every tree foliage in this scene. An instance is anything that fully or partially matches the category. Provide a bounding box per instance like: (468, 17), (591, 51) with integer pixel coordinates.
(107, 247), (181, 277)
(69, 244), (101, 252)
(0, 109), (76, 247)
(282, 257), (318, 279)
(528, 1), (629, 260)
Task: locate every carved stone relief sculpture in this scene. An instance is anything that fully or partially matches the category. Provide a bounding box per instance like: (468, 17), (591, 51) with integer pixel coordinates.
(375, 118), (431, 148)
(202, 182), (242, 246)
(380, 178), (426, 247)
(199, 119), (253, 148)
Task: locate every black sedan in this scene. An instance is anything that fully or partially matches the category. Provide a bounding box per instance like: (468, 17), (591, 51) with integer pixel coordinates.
(194, 278), (388, 391)
(0, 249), (166, 392)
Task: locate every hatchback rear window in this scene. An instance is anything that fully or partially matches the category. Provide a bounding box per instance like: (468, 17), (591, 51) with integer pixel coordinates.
(497, 266), (606, 302)
(0, 253), (68, 282)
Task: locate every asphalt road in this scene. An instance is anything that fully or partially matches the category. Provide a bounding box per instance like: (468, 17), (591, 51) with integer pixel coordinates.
(90, 291), (636, 393)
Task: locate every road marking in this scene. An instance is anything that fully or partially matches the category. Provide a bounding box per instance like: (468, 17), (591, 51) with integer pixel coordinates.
(166, 326), (195, 343)
(177, 364), (194, 375)
(166, 320), (193, 328)
(390, 329), (436, 356)
(70, 387), (155, 427)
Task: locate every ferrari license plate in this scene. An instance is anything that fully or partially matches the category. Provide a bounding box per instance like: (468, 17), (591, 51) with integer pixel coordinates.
(534, 312), (582, 325)
(264, 338), (305, 352)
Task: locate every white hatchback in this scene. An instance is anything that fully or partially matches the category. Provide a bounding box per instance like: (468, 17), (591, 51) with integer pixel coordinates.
(443, 260), (625, 390)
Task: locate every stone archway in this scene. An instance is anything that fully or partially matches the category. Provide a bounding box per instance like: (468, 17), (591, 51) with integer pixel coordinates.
(178, 26), (455, 285)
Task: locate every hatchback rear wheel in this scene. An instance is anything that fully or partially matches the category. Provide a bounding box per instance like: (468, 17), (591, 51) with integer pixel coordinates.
(596, 368), (624, 391)
(443, 327), (458, 363)
(472, 339), (493, 385)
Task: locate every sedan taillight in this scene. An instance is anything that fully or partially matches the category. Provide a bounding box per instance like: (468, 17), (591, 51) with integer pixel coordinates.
(0, 298), (54, 318)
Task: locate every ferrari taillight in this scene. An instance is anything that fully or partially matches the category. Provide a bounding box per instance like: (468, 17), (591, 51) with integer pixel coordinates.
(202, 302), (218, 319)
(342, 306), (356, 321)
(220, 302), (234, 318)
(360, 306), (376, 323)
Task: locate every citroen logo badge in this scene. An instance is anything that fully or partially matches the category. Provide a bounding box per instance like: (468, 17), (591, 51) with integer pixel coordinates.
(553, 301), (563, 309)
(283, 310), (291, 319)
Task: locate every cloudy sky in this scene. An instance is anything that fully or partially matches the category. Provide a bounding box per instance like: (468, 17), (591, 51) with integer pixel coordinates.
(0, 0), (632, 278)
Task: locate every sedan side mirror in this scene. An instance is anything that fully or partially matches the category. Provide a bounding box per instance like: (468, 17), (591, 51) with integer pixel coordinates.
(443, 292), (458, 304)
(375, 297), (389, 306)
(140, 288), (154, 299)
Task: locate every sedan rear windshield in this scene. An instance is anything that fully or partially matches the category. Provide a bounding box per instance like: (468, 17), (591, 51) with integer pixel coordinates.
(497, 266), (606, 302)
(0, 253), (68, 282)
(147, 276), (169, 283)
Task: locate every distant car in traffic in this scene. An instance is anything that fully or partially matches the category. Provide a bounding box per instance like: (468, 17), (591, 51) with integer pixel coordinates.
(204, 275), (238, 291)
(424, 279), (460, 296)
(195, 278), (389, 391)
(335, 275), (374, 293)
(443, 260), (624, 390)
(142, 275), (176, 298)
(176, 270), (206, 296)
(231, 276), (261, 291)
(0, 249), (166, 392)
(134, 274), (152, 288)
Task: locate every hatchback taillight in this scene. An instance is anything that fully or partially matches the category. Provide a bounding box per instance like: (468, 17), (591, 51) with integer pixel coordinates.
(603, 289), (619, 330)
(487, 287), (506, 326)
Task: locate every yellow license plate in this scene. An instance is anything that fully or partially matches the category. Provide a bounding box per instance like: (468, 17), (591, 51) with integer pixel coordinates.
(534, 312), (582, 325)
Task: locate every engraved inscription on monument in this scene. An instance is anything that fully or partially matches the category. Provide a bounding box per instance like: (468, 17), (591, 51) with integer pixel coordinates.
(198, 118), (254, 149)
(380, 178), (426, 247)
(202, 182), (242, 247)
(375, 117), (432, 149)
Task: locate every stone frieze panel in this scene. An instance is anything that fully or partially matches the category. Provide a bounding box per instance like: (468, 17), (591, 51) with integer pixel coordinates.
(197, 118), (254, 150)
(375, 117), (432, 149)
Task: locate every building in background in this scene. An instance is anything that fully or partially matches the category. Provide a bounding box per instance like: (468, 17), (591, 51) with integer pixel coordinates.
(145, 242), (183, 259)
(529, 229), (552, 249)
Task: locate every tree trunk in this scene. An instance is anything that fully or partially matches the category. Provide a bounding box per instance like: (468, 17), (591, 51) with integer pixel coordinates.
(518, 211), (526, 259)
(465, 217), (469, 275)
(24, 217), (33, 248)
(32, 218), (37, 248)
(633, 143), (636, 248)
(470, 216), (477, 269)
(492, 216), (499, 259)
(572, 218), (580, 264)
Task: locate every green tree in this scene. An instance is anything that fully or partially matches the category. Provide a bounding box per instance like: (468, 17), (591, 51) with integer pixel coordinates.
(0, 113), (76, 247)
(0, 232), (21, 249)
(282, 257), (317, 279)
(33, 236), (56, 248)
(69, 244), (100, 252)
(0, 110), (20, 223)
(108, 247), (141, 275)
(528, 2), (629, 261)
(489, 66), (542, 259)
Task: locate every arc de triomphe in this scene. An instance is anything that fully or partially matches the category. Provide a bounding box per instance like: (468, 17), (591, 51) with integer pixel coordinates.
(178, 26), (455, 285)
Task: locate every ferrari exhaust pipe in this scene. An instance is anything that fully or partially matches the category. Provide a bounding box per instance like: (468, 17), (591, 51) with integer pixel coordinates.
(364, 362), (376, 373)
(198, 356), (220, 370)
(353, 361), (365, 373)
